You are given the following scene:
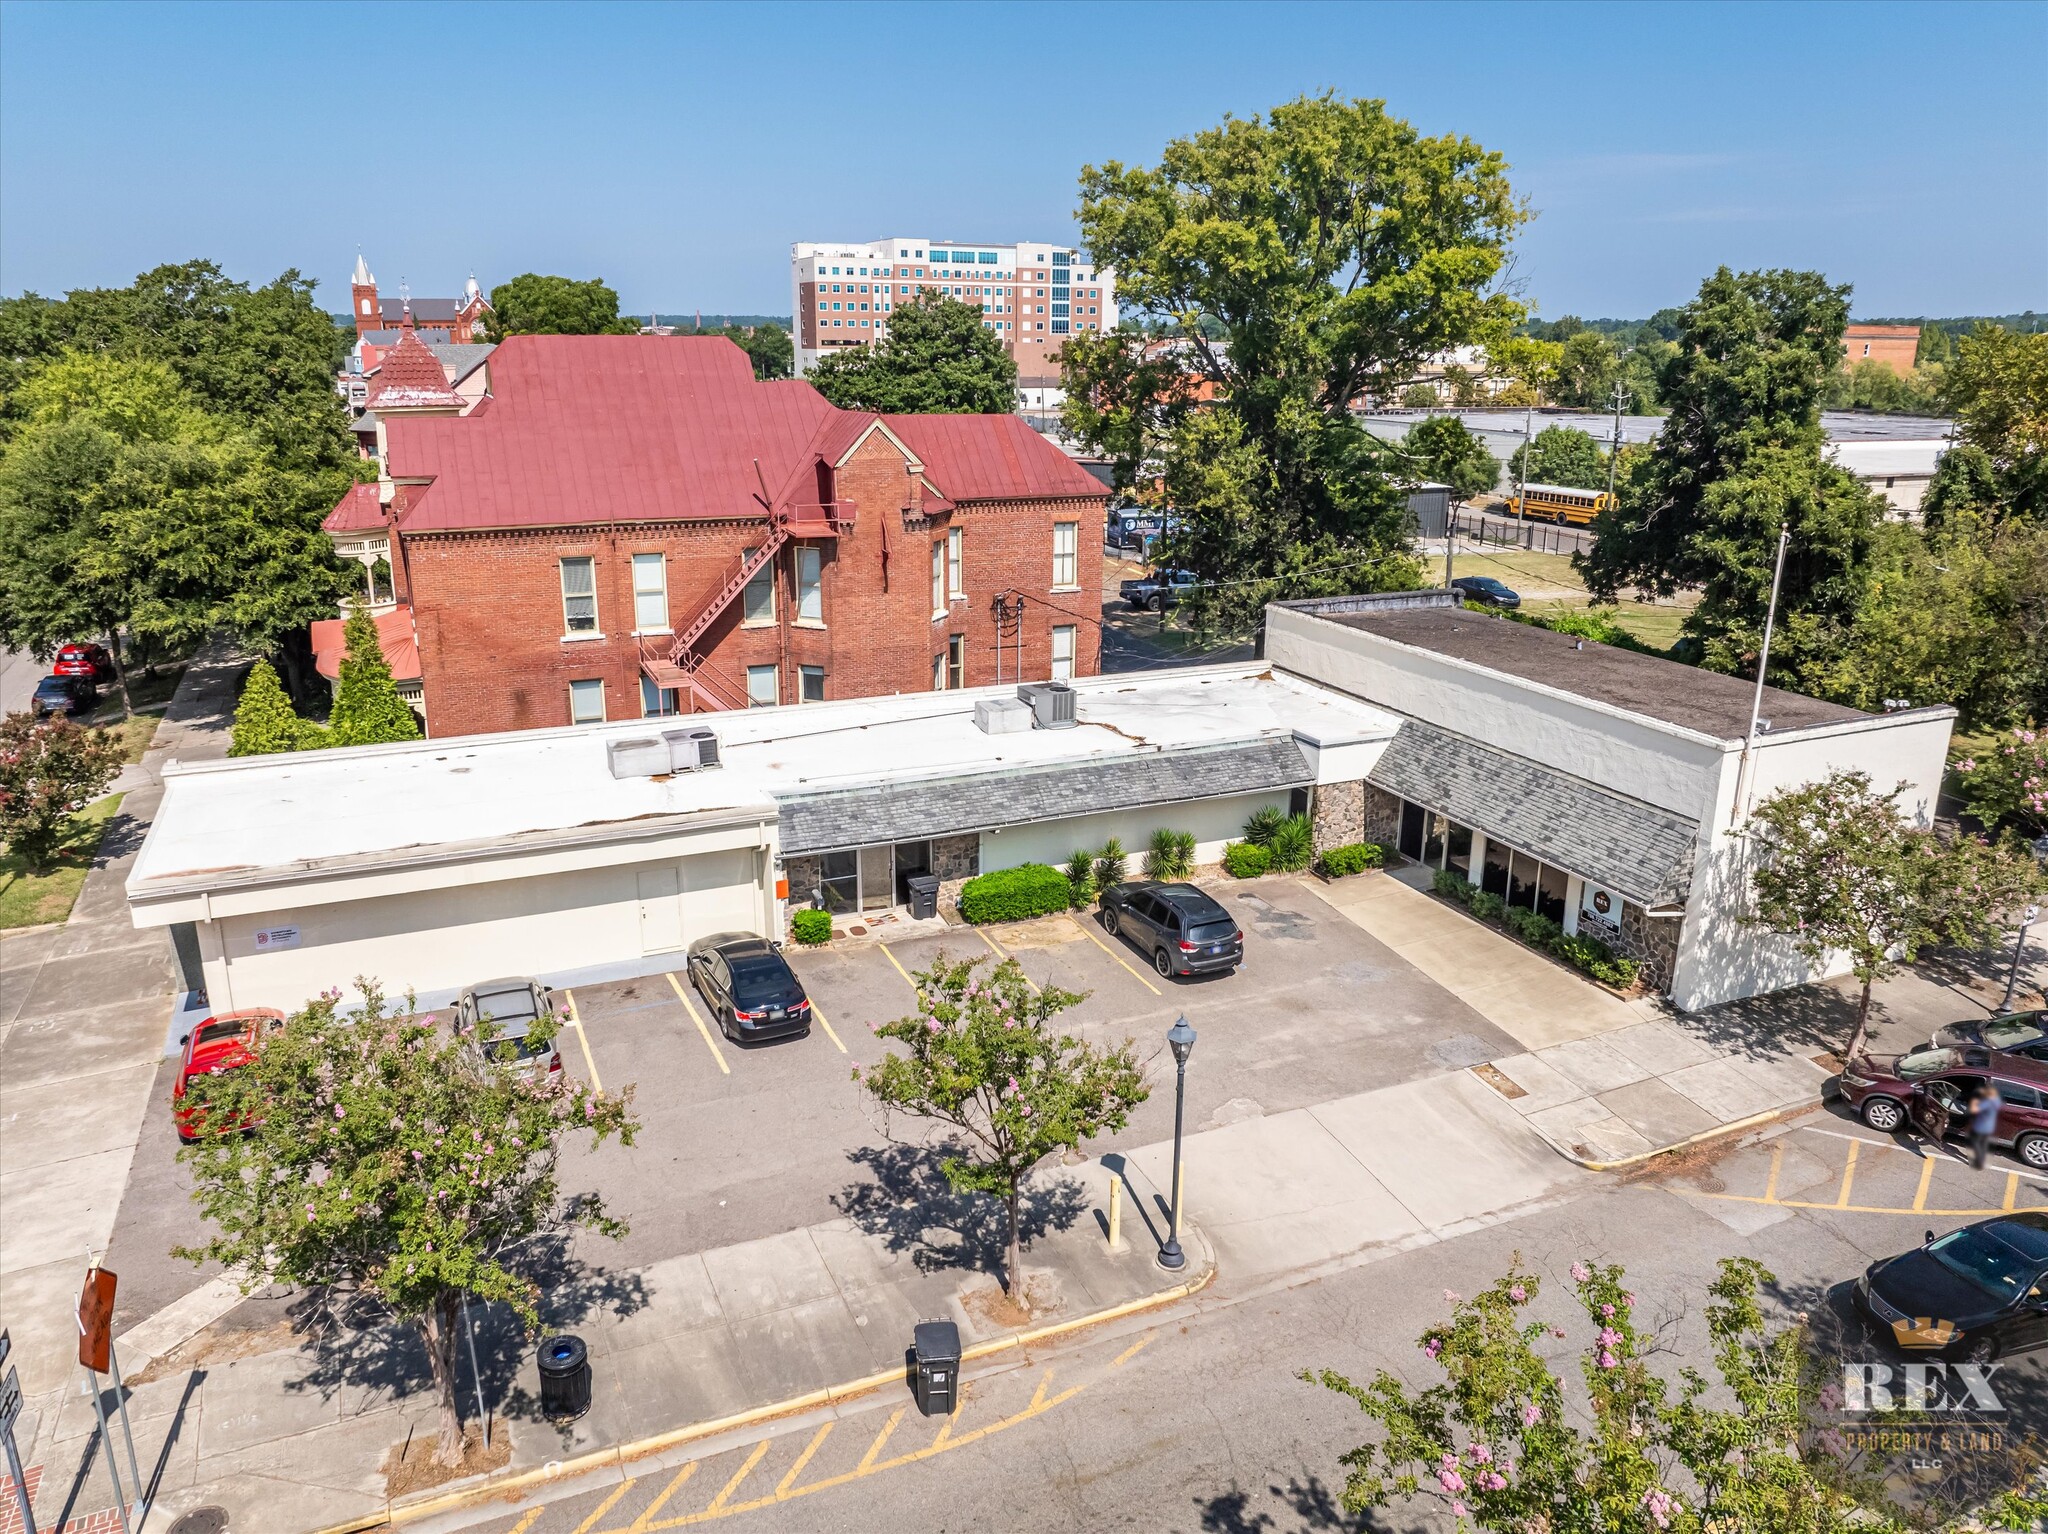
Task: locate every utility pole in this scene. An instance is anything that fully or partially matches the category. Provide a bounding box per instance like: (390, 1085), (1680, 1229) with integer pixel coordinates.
(1737, 525), (1792, 822)
(1514, 401), (1534, 532)
(1605, 380), (1632, 501)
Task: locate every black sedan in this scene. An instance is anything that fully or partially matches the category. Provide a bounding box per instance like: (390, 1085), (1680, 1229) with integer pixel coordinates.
(687, 931), (812, 1043)
(31, 674), (97, 718)
(1098, 881), (1243, 979)
(1450, 575), (1520, 610)
(1855, 1213), (2048, 1364)
(1930, 1009), (2048, 1063)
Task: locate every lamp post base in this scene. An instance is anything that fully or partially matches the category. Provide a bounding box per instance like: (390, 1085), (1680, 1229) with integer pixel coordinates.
(1156, 1239), (1185, 1272)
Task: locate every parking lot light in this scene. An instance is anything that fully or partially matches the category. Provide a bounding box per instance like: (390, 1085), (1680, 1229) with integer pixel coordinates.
(1159, 1016), (1196, 1272)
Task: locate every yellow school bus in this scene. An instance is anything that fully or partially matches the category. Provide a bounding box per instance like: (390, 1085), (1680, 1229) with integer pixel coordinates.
(1504, 483), (1613, 526)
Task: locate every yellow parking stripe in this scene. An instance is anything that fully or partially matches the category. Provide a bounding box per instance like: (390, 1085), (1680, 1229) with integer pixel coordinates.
(629, 1463), (697, 1531)
(877, 941), (919, 997)
(667, 972), (730, 1075)
(505, 1511), (544, 1534)
(1070, 913), (1162, 996)
(571, 1481), (633, 1534)
(1763, 1144), (1782, 1204)
(1912, 1155), (1935, 1212)
(973, 926), (1039, 993)
(562, 990), (603, 1092)
(776, 1424), (834, 1497)
(858, 1408), (905, 1471)
(1832, 1140), (1858, 1208)
(808, 998), (847, 1055)
(706, 1440), (771, 1513)
(2005, 1172), (2020, 1212)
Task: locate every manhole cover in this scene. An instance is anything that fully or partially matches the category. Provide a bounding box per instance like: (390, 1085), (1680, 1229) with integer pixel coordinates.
(170, 1511), (230, 1534)
(1427, 1033), (1497, 1069)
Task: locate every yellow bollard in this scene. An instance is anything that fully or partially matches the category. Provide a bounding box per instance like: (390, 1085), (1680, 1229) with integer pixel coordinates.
(1107, 1176), (1123, 1250)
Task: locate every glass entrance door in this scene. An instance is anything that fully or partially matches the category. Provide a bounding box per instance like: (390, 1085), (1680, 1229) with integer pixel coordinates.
(859, 845), (893, 912)
(892, 841), (932, 905)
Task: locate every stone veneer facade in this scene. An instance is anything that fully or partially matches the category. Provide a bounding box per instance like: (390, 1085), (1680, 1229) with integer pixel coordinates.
(780, 833), (982, 934)
(1617, 899), (1682, 994)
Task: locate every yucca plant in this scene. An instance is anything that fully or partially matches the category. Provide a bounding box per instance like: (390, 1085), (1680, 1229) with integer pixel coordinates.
(1144, 827), (1195, 881)
(1241, 805), (1285, 847)
(1268, 814), (1314, 873)
(1092, 837), (1127, 899)
(1064, 848), (1096, 909)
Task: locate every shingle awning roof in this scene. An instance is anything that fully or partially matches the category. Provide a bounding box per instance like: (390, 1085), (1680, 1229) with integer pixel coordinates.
(778, 738), (1312, 856)
(1368, 719), (1696, 907)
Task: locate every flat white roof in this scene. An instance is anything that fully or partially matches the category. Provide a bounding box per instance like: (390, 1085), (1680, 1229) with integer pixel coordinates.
(1825, 438), (1947, 477)
(130, 666), (1399, 898)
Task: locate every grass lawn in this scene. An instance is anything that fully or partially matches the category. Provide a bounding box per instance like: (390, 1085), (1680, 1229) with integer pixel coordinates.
(93, 711), (161, 764)
(1430, 549), (1697, 654)
(0, 793), (125, 930)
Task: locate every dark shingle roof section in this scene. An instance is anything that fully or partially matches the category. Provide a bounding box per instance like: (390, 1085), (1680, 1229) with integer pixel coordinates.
(1369, 719), (1697, 906)
(779, 738), (1312, 855)
(1326, 606), (1867, 740)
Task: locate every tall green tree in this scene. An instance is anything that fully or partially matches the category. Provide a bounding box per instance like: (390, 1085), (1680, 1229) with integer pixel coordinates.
(1938, 325), (2048, 521)
(807, 292), (1016, 413)
(327, 603), (422, 747)
(1403, 415), (1500, 503)
(1508, 425), (1607, 490)
(857, 953), (1147, 1304)
(230, 659), (317, 756)
(1551, 329), (1620, 408)
(1578, 268), (1886, 692)
(486, 274), (640, 337)
(177, 981), (638, 1468)
(1064, 94), (1523, 625)
(686, 322), (792, 380)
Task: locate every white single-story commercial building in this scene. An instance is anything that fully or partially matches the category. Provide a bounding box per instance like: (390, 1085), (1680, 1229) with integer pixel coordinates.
(128, 592), (1955, 1020)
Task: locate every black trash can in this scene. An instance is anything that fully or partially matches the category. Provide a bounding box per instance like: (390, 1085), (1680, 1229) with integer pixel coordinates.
(910, 1319), (961, 1417)
(537, 1334), (592, 1420)
(906, 874), (941, 922)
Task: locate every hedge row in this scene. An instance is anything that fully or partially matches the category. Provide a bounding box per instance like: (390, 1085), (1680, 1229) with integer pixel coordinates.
(1315, 842), (1386, 878)
(959, 863), (1073, 924)
(1432, 867), (1640, 990)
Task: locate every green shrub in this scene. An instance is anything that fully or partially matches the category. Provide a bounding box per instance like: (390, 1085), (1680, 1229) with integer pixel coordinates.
(1504, 905), (1563, 949)
(230, 659), (310, 757)
(791, 908), (833, 945)
(959, 863), (1072, 924)
(1091, 838), (1127, 901)
(1268, 814), (1313, 872)
(1468, 888), (1506, 921)
(1432, 866), (1477, 904)
(1315, 842), (1381, 878)
(1554, 931), (1641, 990)
(1144, 827), (1196, 881)
(1222, 841), (1272, 878)
(1241, 806), (1285, 847)
(1063, 849), (1096, 909)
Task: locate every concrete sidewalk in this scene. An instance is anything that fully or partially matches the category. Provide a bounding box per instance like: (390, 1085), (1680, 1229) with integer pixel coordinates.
(1318, 872), (1830, 1166)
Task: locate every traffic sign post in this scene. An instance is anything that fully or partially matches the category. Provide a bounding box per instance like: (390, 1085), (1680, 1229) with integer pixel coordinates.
(77, 1264), (143, 1533)
(0, 1327), (33, 1534)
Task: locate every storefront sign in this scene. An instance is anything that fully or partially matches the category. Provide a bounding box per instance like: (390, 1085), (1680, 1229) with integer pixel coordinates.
(253, 925), (301, 951)
(1579, 884), (1623, 934)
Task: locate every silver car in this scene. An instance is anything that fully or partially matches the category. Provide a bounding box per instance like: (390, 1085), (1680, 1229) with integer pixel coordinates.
(456, 976), (562, 1077)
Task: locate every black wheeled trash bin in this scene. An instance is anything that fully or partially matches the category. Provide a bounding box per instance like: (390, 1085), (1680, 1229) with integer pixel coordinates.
(910, 1319), (961, 1417)
(537, 1334), (592, 1420)
(906, 874), (941, 922)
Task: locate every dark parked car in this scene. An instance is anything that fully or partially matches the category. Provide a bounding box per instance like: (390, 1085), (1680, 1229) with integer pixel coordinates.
(52, 642), (115, 682)
(30, 674), (96, 718)
(1854, 1212), (2048, 1363)
(1119, 567), (1199, 612)
(1450, 575), (1520, 610)
(456, 976), (563, 1078)
(1105, 506), (1166, 552)
(1098, 881), (1244, 979)
(687, 931), (812, 1043)
(1837, 1048), (2048, 1169)
(1930, 1009), (2048, 1062)
(171, 1007), (286, 1142)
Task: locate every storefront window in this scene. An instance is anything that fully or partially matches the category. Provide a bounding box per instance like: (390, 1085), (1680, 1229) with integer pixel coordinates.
(1482, 839), (1511, 897)
(1507, 852), (1540, 911)
(1446, 823), (1473, 881)
(1422, 812), (1447, 867)
(1534, 862), (1570, 925)
(818, 851), (858, 915)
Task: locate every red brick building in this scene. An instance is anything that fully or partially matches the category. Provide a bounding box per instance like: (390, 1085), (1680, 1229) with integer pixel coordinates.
(1842, 324), (1921, 375)
(344, 334), (1107, 737)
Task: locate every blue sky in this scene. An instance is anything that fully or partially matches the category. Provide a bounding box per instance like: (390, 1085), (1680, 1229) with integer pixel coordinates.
(3, 1), (2042, 321)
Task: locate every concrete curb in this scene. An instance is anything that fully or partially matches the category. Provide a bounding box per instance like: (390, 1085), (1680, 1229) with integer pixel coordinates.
(306, 1255), (1216, 1534)
(1564, 1101), (1818, 1172)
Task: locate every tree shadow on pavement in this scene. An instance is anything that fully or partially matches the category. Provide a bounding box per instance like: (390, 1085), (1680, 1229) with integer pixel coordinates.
(1658, 982), (1861, 1063)
(1191, 1475), (1389, 1532)
(831, 1142), (1089, 1285)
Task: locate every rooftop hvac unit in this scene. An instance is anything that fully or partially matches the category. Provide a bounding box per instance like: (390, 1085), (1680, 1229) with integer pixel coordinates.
(974, 696), (1034, 735)
(1016, 681), (1078, 729)
(661, 726), (722, 771)
(607, 738), (669, 779)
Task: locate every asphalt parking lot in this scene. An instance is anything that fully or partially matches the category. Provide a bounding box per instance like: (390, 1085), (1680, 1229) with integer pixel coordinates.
(103, 875), (1527, 1326)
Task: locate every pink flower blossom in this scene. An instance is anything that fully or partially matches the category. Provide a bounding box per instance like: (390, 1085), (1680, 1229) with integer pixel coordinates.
(1521, 1401), (1541, 1428)
(1570, 1261), (1591, 1282)
(1598, 1349), (1618, 1369)
(1466, 1443), (1491, 1464)
(1621, 1292), (1635, 1308)
(333, 1103), (345, 1119)
(1437, 1468), (1466, 1494)
(1642, 1488), (1679, 1529)
(1424, 1337), (1443, 1359)
(1600, 1303), (1614, 1317)
(1599, 1326), (1622, 1349)
(1480, 1471), (1507, 1492)
(1443, 1289), (1461, 1304)
(1508, 1283), (1526, 1302)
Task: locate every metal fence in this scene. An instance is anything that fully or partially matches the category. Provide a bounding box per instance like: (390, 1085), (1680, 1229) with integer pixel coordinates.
(1451, 506), (1595, 556)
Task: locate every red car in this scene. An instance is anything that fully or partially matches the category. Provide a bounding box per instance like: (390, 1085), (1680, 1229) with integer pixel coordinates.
(173, 1008), (285, 1142)
(52, 642), (114, 682)
(1839, 1047), (2048, 1170)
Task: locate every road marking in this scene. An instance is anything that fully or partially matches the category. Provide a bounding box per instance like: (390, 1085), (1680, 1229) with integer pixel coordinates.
(1111, 1333), (1155, 1369)
(1069, 913), (1161, 996)
(1912, 1156), (1935, 1212)
(572, 1482), (634, 1534)
(629, 1464), (697, 1531)
(973, 926), (1039, 993)
(706, 1441), (770, 1513)
(666, 972), (730, 1075)
(1763, 1144), (1782, 1204)
(858, 1408), (904, 1472)
(877, 942), (919, 997)
(505, 1512), (544, 1534)
(1832, 1140), (1859, 1208)
(2006, 1172), (2020, 1212)
(808, 998), (847, 1054)
(562, 992), (604, 1092)
(776, 1424), (834, 1497)
(1793, 1124), (2048, 1188)
(1026, 1369), (1056, 1413)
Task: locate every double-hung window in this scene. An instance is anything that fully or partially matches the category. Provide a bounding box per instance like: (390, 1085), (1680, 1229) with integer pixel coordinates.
(795, 546), (823, 624)
(946, 527), (963, 599)
(560, 557), (598, 634)
(568, 678), (605, 724)
(742, 547), (775, 623)
(1051, 625), (1076, 681)
(631, 553), (668, 631)
(799, 665), (825, 703)
(930, 540), (945, 615)
(746, 665), (778, 707)
(946, 634), (966, 691)
(1051, 522), (1078, 588)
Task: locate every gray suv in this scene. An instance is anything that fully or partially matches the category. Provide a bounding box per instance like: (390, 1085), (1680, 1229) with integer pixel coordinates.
(1099, 881), (1244, 978)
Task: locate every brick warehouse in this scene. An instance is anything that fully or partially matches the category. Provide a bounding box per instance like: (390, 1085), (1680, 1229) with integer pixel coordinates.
(333, 333), (1108, 736)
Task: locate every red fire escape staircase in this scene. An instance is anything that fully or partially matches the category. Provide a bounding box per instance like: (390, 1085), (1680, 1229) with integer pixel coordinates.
(639, 496), (856, 712)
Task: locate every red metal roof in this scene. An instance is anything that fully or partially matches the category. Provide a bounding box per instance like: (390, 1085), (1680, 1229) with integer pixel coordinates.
(321, 482), (385, 533)
(366, 328), (463, 411)
(310, 606), (421, 682)
(385, 335), (1107, 532)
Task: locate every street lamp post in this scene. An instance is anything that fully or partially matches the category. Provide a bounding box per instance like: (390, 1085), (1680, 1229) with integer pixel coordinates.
(1158, 1017), (1197, 1272)
(1998, 836), (2048, 1013)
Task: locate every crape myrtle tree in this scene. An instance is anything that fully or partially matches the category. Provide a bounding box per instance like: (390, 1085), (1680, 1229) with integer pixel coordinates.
(176, 981), (638, 1468)
(1062, 93), (1525, 628)
(808, 291), (1018, 414)
(1578, 268), (1886, 694)
(856, 953), (1146, 1304)
(0, 712), (125, 873)
(1743, 770), (2046, 1061)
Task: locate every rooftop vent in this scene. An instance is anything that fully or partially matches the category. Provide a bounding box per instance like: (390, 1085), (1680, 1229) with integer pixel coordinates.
(1016, 681), (1077, 730)
(974, 696), (1034, 735)
(607, 738), (669, 779)
(661, 726), (722, 771)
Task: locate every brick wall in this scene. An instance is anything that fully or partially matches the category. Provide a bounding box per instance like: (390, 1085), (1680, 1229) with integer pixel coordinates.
(932, 832), (980, 911)
(401, 431), (1106, 738)
(1310, 780), (1364, 851)
(1362, 783), (1403, 846)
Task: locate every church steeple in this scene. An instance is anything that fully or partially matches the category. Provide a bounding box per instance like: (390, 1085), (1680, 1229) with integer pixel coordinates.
(350, 250), (380, 337)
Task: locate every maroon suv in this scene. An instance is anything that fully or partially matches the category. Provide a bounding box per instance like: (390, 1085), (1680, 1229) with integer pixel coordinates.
(1840, 1048), (2048, 1170)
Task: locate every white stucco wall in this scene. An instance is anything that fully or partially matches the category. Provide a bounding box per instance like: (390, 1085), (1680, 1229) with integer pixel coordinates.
(978, 790), (1291, 875)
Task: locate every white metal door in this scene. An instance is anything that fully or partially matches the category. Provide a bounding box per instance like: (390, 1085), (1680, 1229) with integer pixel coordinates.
(636, 866), (685, 954)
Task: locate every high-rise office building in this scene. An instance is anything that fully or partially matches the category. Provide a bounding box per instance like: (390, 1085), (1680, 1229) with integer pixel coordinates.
(790, 237), (1116, 374)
